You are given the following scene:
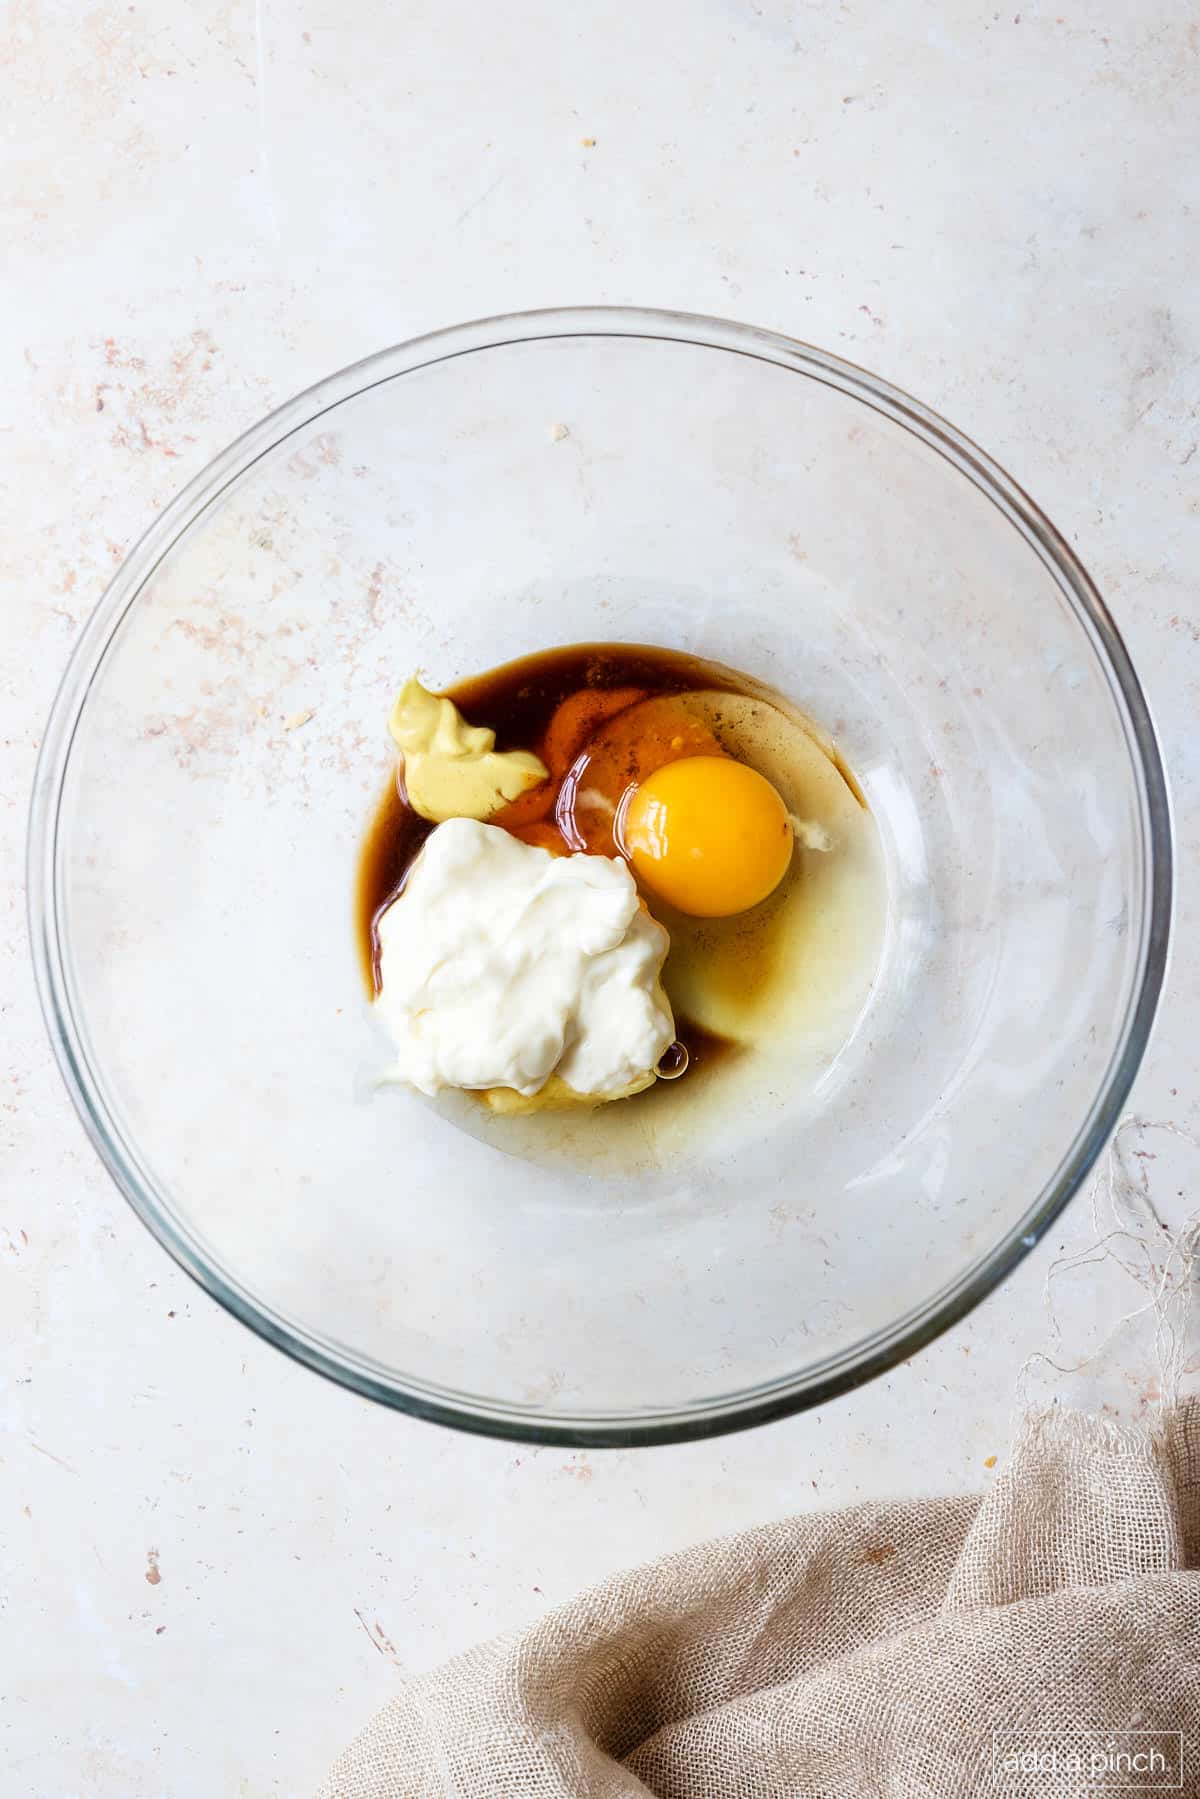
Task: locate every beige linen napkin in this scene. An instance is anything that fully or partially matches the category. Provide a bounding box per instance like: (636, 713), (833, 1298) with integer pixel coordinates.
(320, 1399), (1200, 1797)
(323, 1124), (1200, 1795)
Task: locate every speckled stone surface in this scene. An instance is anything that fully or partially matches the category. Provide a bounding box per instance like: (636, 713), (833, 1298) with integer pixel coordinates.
(3, 1), (1197, 1792)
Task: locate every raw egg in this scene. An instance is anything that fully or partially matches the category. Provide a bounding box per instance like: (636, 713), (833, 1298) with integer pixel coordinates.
(621, 755), (795, 918)
(549, 696), (724, 855)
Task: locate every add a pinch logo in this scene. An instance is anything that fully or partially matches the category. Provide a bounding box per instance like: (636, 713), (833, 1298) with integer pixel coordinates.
(992, 1730), (1184, 1790)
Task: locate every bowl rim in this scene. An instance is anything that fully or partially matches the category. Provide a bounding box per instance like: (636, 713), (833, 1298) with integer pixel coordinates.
(27, 304), (1174, 1447)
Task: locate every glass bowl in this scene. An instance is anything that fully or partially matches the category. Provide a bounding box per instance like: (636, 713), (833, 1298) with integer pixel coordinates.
(28, 308), (1171, 1446)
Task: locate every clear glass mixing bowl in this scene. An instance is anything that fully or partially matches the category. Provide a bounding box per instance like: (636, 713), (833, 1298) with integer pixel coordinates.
(28, 308), (1171, 1445)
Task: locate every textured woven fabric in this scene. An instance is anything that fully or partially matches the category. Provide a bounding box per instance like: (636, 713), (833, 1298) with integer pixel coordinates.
(320, 1400), (1200, 1797)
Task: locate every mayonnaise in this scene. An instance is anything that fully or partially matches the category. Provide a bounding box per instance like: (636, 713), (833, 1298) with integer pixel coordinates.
(375, 819), (675, 1100)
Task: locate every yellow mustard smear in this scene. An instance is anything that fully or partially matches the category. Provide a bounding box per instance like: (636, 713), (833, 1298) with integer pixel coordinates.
(387, 677), (548, 823)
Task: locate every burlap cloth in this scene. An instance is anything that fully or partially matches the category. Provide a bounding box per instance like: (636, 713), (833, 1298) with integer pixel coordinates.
(320, 1401), (1200, 1797)
(321, 1127), (1200, 1796)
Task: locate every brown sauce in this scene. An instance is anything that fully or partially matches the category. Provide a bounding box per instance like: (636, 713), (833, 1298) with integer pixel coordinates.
(356, 774), (433, 989)
(355, 643), (797, 1085)
(653, 1016), (730, 1082)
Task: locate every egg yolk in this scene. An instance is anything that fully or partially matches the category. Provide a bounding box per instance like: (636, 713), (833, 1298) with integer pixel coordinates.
(621, 756), (794, 918)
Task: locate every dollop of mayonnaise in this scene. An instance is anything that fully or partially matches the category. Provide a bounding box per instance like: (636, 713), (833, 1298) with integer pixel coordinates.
(375, 819), (676, 1100)
(388, 677), (547, 823)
